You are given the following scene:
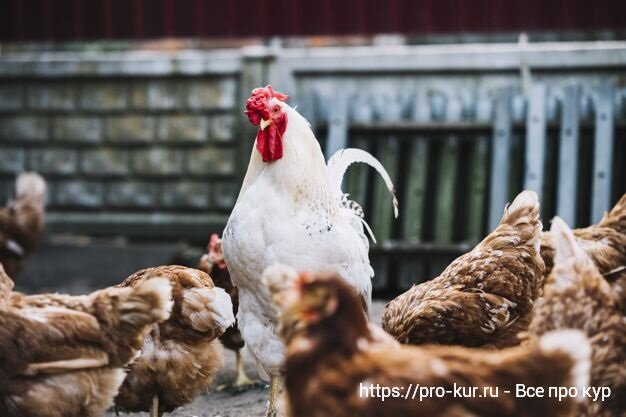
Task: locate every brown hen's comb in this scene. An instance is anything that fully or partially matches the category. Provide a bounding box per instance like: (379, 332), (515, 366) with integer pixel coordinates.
(209, 234), (220, 253)
(245, 85), (289, 125)
(208, 233), (226, 269)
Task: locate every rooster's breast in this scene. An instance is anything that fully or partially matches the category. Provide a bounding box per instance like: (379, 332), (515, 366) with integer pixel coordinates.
(222, 185), (372, 297)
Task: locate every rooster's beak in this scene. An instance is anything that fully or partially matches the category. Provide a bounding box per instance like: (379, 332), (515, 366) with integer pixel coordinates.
(260, 118), (272, 131)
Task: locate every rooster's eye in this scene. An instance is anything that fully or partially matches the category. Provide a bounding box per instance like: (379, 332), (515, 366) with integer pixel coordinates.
(273, 106), (280, 113)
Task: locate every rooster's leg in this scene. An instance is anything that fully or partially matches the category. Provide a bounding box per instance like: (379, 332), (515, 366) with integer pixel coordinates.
(234, 349), (255, 387)
(150, 395), (162, 417)
(266, 374), (282, 417)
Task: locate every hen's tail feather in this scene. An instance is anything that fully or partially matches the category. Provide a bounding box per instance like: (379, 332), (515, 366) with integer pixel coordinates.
(15, 172), (46, 203)
(550, 217), (600, 289)
(551, 217), (589, 267)
(481, 190), (541, 252)
(327, 148), (399, 218)
(114, 277), (173, 326)
(599, 192), (626, 234)
(83, 277), (173, 366)
(500, 190), (540, 227)
(182, 286), (235, 334)
(0, 263), (15, 298)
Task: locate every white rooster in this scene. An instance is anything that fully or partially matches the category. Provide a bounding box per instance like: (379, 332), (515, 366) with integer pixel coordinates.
(222, 85), (397, 416)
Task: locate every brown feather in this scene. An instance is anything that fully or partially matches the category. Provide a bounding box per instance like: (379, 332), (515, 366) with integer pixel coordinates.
(382, 191), (544, 348)
(530, 218), (626, 417)
(114, 265), (228, 414)
(0, 173), (46, 278)
(273, 272), (588, 417)
(0, 273), (171, 417)
(540, 193), (626, 314)
(198, 234), (245, 351)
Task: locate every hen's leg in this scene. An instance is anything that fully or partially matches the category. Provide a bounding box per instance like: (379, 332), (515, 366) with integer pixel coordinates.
(266, 374), (282, 417)
(150, 395), (162, 417)
(234, 349), (255, 387)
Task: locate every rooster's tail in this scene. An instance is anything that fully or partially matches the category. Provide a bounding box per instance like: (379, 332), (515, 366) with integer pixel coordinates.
(327, 148), (398, 243)
(327, 148), (398, 217)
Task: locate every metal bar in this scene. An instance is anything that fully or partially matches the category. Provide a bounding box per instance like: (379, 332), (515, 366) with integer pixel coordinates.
(488, 87), (512, 231)
(591, 83), (615, 223)
(371, 137), (400, 243)
(325, 91), (349, 158)
(370, 240), (473, 254)
(466, 135), (488, 241)
(524, 84), (547, 201)
(402, 140), (429, 238)
(434, 95), (463, 243)
(282, 43), (626, 73)
(556, 84), (581, 225)
(350, 121), (492, 131)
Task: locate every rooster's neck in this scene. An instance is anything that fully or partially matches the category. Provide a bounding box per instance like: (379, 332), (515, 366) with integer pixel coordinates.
(241, 108), (336, 209)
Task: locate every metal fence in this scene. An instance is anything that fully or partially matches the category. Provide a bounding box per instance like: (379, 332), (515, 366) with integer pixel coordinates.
(303, 82), (626, 293)
(266, 42), (626, 292)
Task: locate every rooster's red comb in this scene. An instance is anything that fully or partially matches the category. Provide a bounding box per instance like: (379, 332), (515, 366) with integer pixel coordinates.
(251, 85), (288, 103)
(245, 85), (289, 125)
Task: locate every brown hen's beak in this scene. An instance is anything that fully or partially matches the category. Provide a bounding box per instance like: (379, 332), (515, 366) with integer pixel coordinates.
(260, 118), (272, 131)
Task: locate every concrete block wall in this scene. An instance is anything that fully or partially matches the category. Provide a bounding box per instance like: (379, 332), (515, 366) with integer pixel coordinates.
(0, 68), (241, 241)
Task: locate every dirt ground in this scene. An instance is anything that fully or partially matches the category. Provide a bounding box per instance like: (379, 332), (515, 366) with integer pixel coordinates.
(105, 301), (387, 417)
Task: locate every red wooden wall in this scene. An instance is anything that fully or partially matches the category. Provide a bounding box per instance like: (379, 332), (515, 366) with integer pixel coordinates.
(1, 0), (625, 42)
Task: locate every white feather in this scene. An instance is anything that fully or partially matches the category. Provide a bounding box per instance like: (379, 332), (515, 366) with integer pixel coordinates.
(327, 148), (399, 218)
(539, 329), (591, 400)
(550, 216), (597, 289)
(222, 101), (389, 380)
(210, 287), (236, 331)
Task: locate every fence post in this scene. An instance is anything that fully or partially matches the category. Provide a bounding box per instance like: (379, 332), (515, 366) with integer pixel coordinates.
(466, 95), (491, 241)
(434, 95), (462, 243)
(488, 87), (513, 231)
(556, 84), (581, 225)
(591, 83), (615, 223)
(371, 94), (401, 244)
(524, 84), (547, 202)
(325, 90), (349, 158)
(238, 47), (273, 178)
(402, 91), (430, 242)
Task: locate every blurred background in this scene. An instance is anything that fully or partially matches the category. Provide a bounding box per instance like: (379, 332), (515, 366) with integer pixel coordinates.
(0, 0), (625, 296)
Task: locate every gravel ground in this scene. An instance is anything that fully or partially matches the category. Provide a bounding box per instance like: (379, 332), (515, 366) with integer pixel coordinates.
(106, 300), (387, 417)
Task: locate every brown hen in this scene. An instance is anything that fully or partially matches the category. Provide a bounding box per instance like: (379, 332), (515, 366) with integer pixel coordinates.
(0, 172), (46, 278)
(382, 190), (544, 348)
(265, 268), (590, 417)
(530, 217), (626, 417)
(540, 193), (626, 314)
(198, 234), (258, 390)
(0, 263), (172, 417)
(114, 265), (235, 417)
